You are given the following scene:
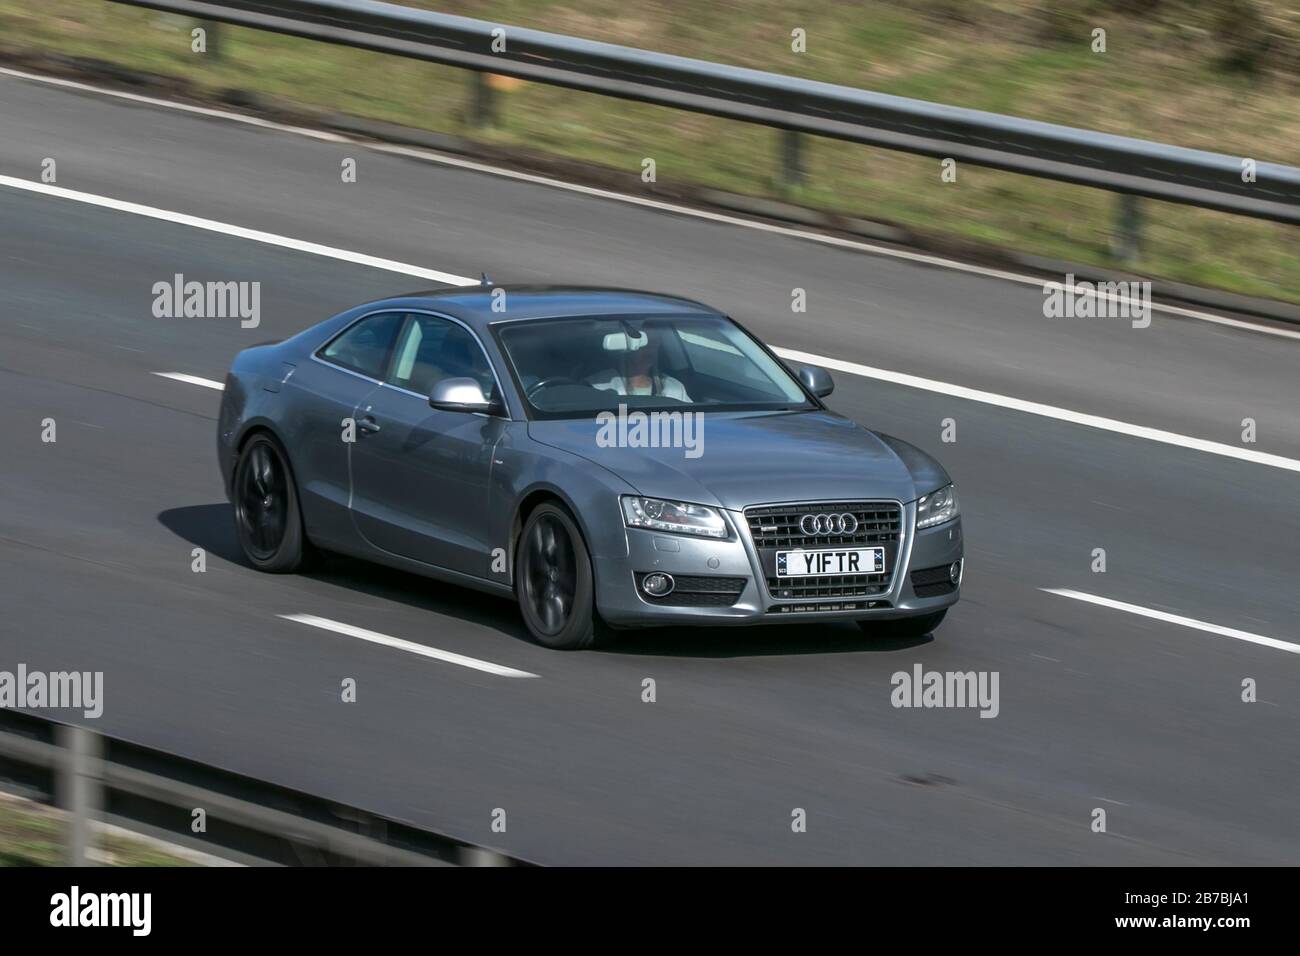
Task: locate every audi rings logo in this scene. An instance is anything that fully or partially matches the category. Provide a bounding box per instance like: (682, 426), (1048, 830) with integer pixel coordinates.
(800, 512), (859, 536)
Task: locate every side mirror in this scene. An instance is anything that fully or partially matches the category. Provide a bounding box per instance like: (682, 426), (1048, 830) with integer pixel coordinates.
(429, 377), (496, 414)
(796, 364), (834, 398)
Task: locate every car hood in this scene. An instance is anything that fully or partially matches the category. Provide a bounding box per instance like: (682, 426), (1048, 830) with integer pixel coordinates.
(528, 409), (934, 510)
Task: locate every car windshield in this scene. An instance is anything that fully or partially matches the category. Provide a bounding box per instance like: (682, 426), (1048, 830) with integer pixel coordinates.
(495, 314), (813, 418)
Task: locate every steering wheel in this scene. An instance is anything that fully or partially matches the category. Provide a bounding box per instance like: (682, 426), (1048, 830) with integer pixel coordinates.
(526, 376), (582, 399)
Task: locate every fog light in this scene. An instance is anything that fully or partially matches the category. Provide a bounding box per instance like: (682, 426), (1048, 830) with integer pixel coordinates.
(642, 572), (674, 597)
(949, 560), (963, 585)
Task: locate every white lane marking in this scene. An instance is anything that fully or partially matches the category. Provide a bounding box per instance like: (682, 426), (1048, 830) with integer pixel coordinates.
(2, 65), (1297, 342)
(1, 174), (1292, 475)
(279, 613), (539, 678)
(0, 174), (477, 287)
(0, 66), (350, 142)
(155, 371), (225, 390)
(775, 346), (1300, 474)
(1043, 589), (1300, 655)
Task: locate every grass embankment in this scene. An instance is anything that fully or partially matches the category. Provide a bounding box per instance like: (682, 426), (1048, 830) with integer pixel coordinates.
(0, 793), (196, 866)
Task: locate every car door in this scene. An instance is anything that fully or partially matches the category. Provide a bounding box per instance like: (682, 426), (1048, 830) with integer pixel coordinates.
(285, 310), (403, 548)
(348, 312), (507, 577)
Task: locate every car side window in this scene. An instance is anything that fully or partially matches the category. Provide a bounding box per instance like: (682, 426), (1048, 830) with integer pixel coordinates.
(318, 311), (406, 379)
(390, 315), (497, 400)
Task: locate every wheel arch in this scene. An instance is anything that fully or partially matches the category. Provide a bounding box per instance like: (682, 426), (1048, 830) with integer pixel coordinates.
(510, 486), (587, 573)
(227, 420), (309, 526)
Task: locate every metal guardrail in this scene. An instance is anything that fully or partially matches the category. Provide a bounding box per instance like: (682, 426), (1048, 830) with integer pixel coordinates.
(0, 710), (527, 866)
(106, 0), (1300, 230)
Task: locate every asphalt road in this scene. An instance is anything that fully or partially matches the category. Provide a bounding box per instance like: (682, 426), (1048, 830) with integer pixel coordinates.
(1, 69), (1297, 864)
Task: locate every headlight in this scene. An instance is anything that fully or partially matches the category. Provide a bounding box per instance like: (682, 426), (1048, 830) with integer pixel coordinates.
(915, 484), (959, 529)
(621, 496), (728, 538)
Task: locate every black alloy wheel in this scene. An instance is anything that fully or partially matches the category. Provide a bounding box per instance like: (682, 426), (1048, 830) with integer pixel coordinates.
(516, 503), (600, 649)
(233, 433), (312, 572)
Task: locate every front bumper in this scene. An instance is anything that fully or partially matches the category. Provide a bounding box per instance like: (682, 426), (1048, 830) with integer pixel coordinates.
(594, 500), (962, 627)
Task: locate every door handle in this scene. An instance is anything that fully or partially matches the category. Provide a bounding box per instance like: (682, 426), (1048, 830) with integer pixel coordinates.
(357, 416), (382, 434)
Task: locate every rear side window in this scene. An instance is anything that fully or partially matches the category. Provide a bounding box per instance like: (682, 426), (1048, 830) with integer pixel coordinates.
(390, 314), (497, 399)
(318, 312), (405, 379)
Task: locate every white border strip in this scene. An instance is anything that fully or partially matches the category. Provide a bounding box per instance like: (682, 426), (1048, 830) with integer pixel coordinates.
(1042, 588), (1299, 655)
(280, 613), (539, 677)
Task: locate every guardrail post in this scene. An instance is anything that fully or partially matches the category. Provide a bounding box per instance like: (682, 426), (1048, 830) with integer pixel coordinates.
(777, 129), (805, 189)
(56, 725), (102, 866)
(1112, 193), (1143, 264)
(458, 846), (513, 866)
(468, 72), (498, 128)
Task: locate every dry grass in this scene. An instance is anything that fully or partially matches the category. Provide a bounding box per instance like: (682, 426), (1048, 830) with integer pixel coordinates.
(0, 792), (196, 866)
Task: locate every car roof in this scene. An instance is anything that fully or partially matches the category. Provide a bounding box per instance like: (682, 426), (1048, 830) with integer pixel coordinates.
(352, 285), (723, 330)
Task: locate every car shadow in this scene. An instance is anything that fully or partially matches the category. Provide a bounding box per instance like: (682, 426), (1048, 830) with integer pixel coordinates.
(604, 624), (932, 658)
(157, 503), (525, 637)
(158, 503), (934, 659)
(159, 503), (247, 567)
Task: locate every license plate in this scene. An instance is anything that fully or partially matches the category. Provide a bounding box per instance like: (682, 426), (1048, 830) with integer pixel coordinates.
(776, 547), (884, 577)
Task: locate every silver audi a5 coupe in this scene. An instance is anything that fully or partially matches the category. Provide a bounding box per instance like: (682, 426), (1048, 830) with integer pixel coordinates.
(218, 287), (963, 649)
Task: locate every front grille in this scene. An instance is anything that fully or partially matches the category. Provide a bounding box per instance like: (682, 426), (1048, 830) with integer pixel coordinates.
(746, 502), (901, 549)
(911, 565), (956, 598)
(766, 572), (890, 600)
(636, 573), (746, 607)
(746, 501), (902, 602)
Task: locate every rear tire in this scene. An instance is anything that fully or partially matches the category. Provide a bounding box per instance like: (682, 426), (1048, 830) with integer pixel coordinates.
(515, 503), (600, 650)
(858, 609), (947, 639)
(232, 433), (315, 573)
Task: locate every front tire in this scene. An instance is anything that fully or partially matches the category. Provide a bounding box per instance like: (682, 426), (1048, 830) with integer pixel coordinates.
(232, 433), (311, 573)
(858, 609), (947, 639)
(515, 503), (599, 650)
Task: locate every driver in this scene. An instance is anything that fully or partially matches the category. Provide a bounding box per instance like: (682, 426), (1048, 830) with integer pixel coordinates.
(587, 328), (690, 401)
